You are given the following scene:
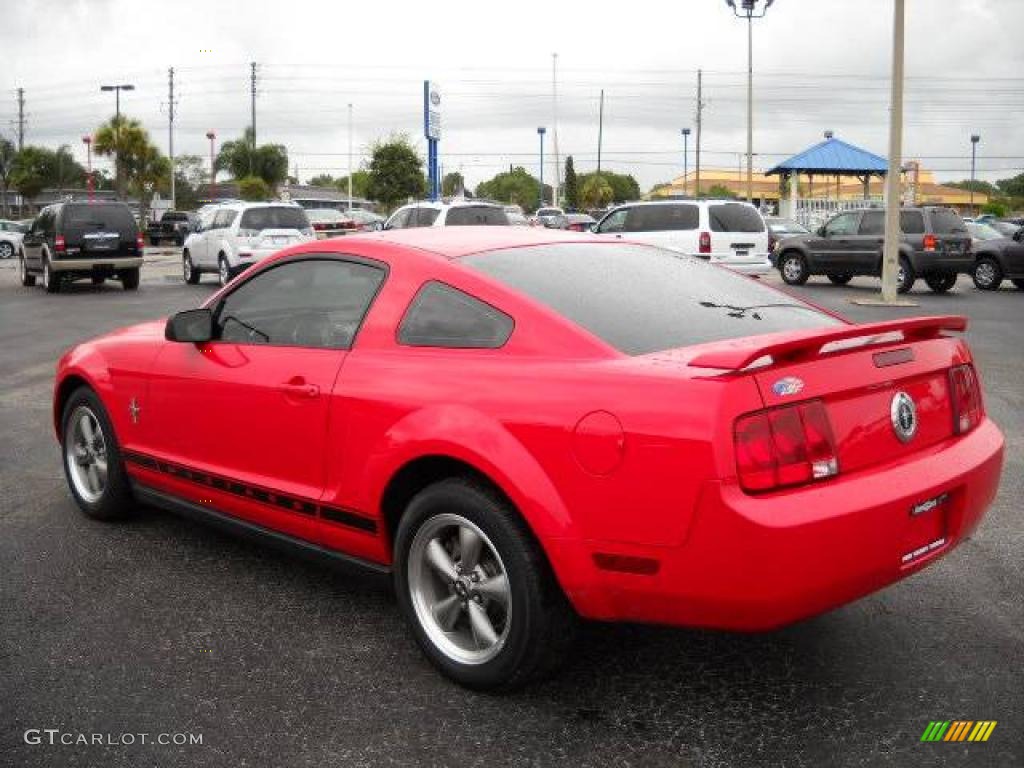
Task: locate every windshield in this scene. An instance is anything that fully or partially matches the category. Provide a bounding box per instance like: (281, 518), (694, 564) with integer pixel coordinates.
(966, 222), (1003, 241)
(464, 243), (839, 355)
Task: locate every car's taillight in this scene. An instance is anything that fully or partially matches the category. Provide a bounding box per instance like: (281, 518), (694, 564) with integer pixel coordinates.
(313, 222), (326, 230)
(923, 234), (937, 251)
(734, 400), (839, 492)
(55, 235), (66, 253)
(136, 233), (145, 251)
(699, 231), (712, 254)
(949, 364), (983, 435)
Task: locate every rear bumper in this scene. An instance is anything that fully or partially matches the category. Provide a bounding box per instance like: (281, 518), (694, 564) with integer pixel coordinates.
(561, 419), (1003, 630)
(714, 255), (772, 276)
(51, 257), (143, 272)
(910, 253), (974, 274)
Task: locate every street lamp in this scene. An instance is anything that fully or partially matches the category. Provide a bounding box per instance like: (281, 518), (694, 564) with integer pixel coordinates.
(537, 126), (546, 210)
(82, 135), (94, 203)
(682, 128), (691, 197)
(206, 131), (217, 201)
(100, 83), (135, 198)
(725, 0), (774, 205)
(970, 134), (980, 212)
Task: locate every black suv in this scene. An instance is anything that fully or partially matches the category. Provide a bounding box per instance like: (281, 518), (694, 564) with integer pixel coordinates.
(19, 202), (144, 293)
(775, 207), (972, 293)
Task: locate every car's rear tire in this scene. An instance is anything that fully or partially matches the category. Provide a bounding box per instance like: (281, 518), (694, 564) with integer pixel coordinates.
(183, 251), (200, 285)
(218, 255), (231, 287)
(394, 478), (577, 691)
(897, 257), (915, 294)
(827, 273), (853, 285)
(19, 253), (36, 287)
(778, 251), (809, 285)
(121, 268), (140, 291)
(61, 386), (135, 521)
(972, 257), (1003, 290)
(0, 241), (13, 259)
(43, 257), (60, 293)
(1013, 278), (1024, 290)
(925, 272), (957, 293)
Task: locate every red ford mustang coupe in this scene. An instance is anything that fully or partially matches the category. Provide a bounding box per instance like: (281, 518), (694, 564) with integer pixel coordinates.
(54, 228), (1004, 690)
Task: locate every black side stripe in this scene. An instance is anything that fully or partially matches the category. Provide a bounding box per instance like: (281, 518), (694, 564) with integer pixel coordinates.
(122, 450), (377, 535)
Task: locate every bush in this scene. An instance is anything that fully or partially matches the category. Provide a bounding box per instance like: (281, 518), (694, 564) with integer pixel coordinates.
(238, 176), (271, 201)
(980, 201), (1008, 217)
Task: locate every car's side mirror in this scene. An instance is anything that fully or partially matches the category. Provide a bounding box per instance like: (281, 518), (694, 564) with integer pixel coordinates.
(589, 223), (598, 233)
(165, 308), (213, 343)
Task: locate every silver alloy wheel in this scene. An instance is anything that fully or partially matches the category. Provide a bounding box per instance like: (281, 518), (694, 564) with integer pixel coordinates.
(219, 257), (229, 286)
(782, 256), (803, 282)
(0, 241), (12, 259)
(183, 254), (193, 282)
(65, 405), (108, 504)
(975, 261), (997, 287)
(897, 264), (906, 285)
(408, 513), (511, 665)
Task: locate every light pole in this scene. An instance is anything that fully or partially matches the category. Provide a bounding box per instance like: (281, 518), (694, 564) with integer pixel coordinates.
(537, 126), (546, 210)
(206, 131), (217, 202)
(682, 128), (691, 196)
(100, 83), (135, 199)
(970, 134), (980, 213)
(347, 103), (353, 211)
(726, 0), (773, 205)
(82, 136), (94, 203)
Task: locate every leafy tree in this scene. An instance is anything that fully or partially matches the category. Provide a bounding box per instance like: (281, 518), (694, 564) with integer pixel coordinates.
(0, 137), (16, 217)
(216, 127), (288, 188)
(706, 184), (738, 199)
(11, 147), (58, 200)
(173, 155), (207, 210)
(309, 174), (336, 187)
(946, 179), (999, 197)
(93, 116), (152, 197)
(335, 170), (371, 201)
(580, 174), (613, 209)
(995, 173), (1024, 199)
(238, 176), (271, 201)
(366, 135), (425, 211)
(980, 201), (1008, 217)
(576, 171), (640, 204)
(442, 171), (465, 197)
(476, 167), (543, 209)
(563, 156), (579, 210)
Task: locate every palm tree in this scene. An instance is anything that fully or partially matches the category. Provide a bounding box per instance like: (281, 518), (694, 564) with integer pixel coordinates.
(0, 137), (15, 217)
(93, 116), (150, 198)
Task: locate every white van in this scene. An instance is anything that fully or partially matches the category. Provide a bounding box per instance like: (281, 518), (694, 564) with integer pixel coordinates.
(593, 200), (771, 275)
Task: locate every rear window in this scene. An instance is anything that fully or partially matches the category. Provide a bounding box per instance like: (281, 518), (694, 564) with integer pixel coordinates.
(445, 206), (509, 226)
(62, 204), (137, 233)
(900, 211), (925, 234)
(625, 204), (698, 232)
(238, 206), (310, 231)
(464, 243), (839, 355)
(709, 204), (765, 233)
(928, 209), (967, 234)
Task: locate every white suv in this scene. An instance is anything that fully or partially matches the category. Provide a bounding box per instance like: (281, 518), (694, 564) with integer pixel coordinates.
(384, 200), (509, 229)
(593, 200), (771, 275)
(182, 202), (314, 286)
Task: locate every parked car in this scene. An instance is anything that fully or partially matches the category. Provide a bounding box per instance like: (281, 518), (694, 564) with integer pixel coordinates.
(506, 211), (530, 227)
(966, 222), (1024, 291)
(565, 213), (596, 232)
(344, 208), (386, 232)
(53, 227), (1003, 690)
(764, 217), (810, 264)
(181, 202), (314, 287)
(593, 199), (772, 276)
(0, 219), (29, 260)
(307, 209), (356, 239)
(533, 207), (568, 229)
(146, 211), (194, 246)
(384, 200), (509, 229)
(774, 207), (972, 293)
(987, 220), (1022, 238)
(19, 201), (143, 292)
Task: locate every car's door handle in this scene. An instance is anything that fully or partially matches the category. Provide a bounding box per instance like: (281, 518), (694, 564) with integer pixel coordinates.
(278, 381), (320, 398)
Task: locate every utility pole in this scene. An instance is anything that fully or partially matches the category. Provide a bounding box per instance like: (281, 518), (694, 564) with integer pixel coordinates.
(168, 67), (176, 209)
(695, 69), (704, 198)
(347, 103), (353, 210)
(551, 53), (560, 208)
(16, 88), (25, 151)
(969, 134), (980, 213)
(746, 13), (753, 203)
(250, 62), (257, 175)
(880, 0), (905, 303)
(597, 89), (604, 175)
(682, 128), (691, 196)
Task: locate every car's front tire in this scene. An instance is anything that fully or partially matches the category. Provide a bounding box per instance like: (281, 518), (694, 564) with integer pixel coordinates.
(183, 251), (200, 285)
(19, 253), (36, 287)
(61, 386), (135, 520)
(218, 255), (231, 287)
(972, 257), (1003, 290)
(121, 268), (140, 291)
(0, 241), (13, 259)
(778, 251), (809, 285)
(394, 478), (576, 691)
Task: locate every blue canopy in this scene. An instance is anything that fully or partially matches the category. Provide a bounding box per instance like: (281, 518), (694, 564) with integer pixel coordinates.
(765, 137), (887, 176)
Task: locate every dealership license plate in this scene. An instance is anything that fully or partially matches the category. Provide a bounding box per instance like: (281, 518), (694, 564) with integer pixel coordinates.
(901, 492), (949, 564)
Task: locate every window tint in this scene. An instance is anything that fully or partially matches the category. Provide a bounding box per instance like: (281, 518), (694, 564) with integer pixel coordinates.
(464, 244), (839, 355)
(625, 204), (698, 232)
(859, 210), (884, 235)
(388, 208), (412, 229)
(398, 281), (513, 348)
(824, 212), (860, 236)
(62, 204), (136, 233)
(215, 258), (385, 349)
(709, 204), (765, 233)
(900, 211), (925, 234)
(597, 208), (628, 233)
(238, 206), (309, 231)
(445, 206), (509, 226)
(415, 207), (441, 227)
(928, 208), (966, 234)
(212, 210), (237, 229)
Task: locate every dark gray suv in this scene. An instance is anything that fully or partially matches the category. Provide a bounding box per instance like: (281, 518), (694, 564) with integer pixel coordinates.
(775, 207), (972, 293)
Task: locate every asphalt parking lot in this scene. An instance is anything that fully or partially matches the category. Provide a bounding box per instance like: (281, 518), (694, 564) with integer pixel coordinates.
(1, 252), (1021, 768)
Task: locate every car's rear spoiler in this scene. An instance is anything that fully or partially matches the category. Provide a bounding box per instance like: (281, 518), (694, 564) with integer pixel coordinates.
(687, 315), (967, 371)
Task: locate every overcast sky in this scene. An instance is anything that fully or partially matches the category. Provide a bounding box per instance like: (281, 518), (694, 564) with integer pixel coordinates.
(2, 0), (1021, 192)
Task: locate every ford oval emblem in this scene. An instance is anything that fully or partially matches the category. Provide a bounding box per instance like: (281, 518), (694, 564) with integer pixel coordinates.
(772, 377), (805, 397)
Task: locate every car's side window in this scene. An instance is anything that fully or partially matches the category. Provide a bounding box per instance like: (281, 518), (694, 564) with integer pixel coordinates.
(212, 210), (236, 230)
(214, 258), (386, 349)
(598, 208), (628, 233)
(415, 208), (440, 227)
(388, 208), (412, 229)
(824, 213), (859, 237)
(398, 281), (514, 349)
(858, 211), (884, 235)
